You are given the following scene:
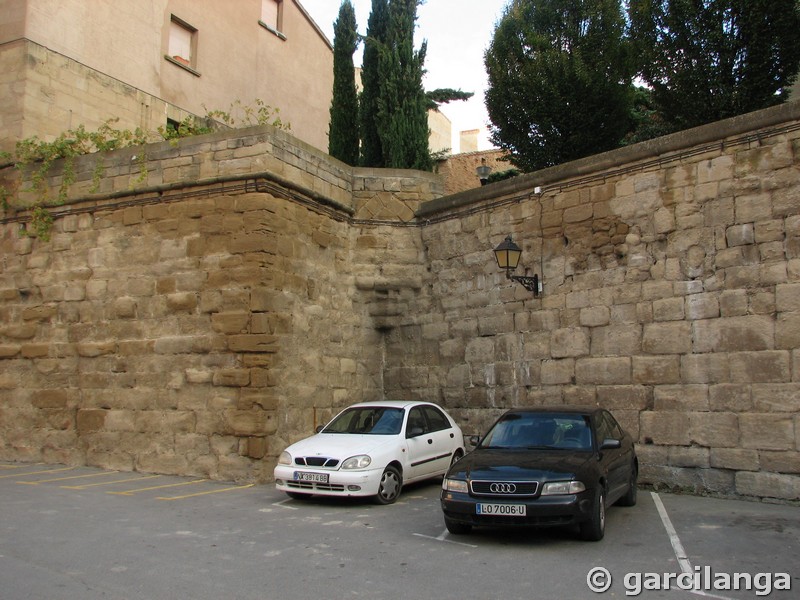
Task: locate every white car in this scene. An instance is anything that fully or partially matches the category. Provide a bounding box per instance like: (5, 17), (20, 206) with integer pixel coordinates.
(274, 401), (465, 504)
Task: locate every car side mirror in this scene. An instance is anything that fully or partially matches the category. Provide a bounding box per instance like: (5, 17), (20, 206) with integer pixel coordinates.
(407, 426), (424, 438)
(468, 435), (481, 447)
(600, 438), (621, 450)
(315, 425), (325, 433)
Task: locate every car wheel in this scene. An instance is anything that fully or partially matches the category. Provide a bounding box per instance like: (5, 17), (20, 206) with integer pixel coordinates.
(580, 488), (605, 542)
(374, 465), (402, 505)
(286, 491), (311, 500)
(444, 516), (472, 535)
(450, 449), (464, 466)
(617, 464), (638, 507)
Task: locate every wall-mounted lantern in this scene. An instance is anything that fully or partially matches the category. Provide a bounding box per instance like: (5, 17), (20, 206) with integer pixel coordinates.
(476, 158), (492, 186)
(493, 235), (542, 297)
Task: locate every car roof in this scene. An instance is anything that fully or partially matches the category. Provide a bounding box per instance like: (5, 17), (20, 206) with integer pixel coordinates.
(501, 406), (602, 416)
(343, 400), (436, 409)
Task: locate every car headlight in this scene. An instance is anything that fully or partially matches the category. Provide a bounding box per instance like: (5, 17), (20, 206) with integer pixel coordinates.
(341, 455), (371, 470)
(442, 478), (469, 493)
(278, 451), (292, 465)
(540, 480), (586, 495)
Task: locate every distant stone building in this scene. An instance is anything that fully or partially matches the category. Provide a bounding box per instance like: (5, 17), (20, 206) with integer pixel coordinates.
(0, 0), (335, 153)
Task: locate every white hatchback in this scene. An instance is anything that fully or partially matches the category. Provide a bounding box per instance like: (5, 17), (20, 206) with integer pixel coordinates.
(274, 401), (465, 504)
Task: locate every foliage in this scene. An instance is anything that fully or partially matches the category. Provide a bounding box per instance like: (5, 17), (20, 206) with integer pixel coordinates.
(1, 101), (291, 240)
(360, 0), (390, 167)
(329, 1), (360, 165)
(485, 0), (634, 173)
(629, 0), (800, 132)
(621, 85), (673, 145)
(376, 0), (432, 171)
(425, 88), (474, 111)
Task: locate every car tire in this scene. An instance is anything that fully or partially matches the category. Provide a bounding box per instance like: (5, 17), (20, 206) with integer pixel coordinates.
(617, 464), (638, 507)
(450, 449), (464, 467)
(444, 516), (472, 535)
(374, 465), (402, 505)
(580, 488), (605, 542)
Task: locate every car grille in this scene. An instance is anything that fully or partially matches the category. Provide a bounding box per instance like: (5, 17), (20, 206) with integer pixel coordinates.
(470, 480), (539, 497)
(286, 481), (346, 493)
(294, 456), (340, 468)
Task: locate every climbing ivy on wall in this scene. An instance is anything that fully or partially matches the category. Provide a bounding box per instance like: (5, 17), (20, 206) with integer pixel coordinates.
(0, 101), (290, 241)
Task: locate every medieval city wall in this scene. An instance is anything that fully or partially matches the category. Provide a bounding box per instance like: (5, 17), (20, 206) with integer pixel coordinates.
(405, 102), (800, 501)
(0, 105), (798, 500)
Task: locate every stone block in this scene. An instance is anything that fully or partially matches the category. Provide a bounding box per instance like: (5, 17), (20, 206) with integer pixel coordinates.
(739, 414), (795, 450)
(550, 327), (590, 358)
(575, 357), (630, 384)
(643, 322), (692, 354)
(692, 316), (774, 353)
(735, 471), (800, 500)
(729, 351), (791, 383)
(760, 451), (800, 474)
(591, 324), (642, 356)
(776, 283), (800, 312)
(752, 383), (800, 411)
(653, 297), (684, 321)
(654, 385), (708, 411)
(640, 411), (691, 445)
(709, 384), (752, 411)
(226, 334), (277, 353)
(633, 356), (680, 384)
(710, 448), (759, 471)
(30, 389), (70, 409)
(688, 412), (739, 447)
(76, 409), (106, 433)
(668, 446), (709, 468)
(540, 359), (574, 385)
(680, 354), (731, 384)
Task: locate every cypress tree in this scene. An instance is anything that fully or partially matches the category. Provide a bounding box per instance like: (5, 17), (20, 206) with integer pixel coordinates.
(376, 0), (432, 171)
(328, 1), (360, 165)
(360, 0), (389, 167)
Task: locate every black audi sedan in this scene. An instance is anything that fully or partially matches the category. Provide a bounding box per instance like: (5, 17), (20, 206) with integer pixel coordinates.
(440, 407), (638, 541)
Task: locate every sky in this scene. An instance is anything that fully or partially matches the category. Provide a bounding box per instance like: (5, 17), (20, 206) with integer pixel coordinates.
(300, 0), (510, 152)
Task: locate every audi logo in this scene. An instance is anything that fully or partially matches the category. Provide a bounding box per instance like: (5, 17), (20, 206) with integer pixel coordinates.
(489, 482), (517, 494)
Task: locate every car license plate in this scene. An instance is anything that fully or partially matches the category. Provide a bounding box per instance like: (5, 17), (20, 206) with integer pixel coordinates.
(476, 503), (526, 516)
(293, 471), (329, 483)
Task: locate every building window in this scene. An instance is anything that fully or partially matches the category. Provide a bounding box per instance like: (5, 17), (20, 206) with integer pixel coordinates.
(167, 16), (197, 71)
(259, 0), (286, 39)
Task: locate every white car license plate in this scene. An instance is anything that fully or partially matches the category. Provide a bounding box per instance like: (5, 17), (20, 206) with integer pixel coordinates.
(476, 503), (526, 516)
(294, 471), (329, 483)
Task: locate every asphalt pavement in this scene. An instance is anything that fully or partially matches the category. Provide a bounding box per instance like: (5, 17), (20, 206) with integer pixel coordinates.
(1, 461), (798, 600)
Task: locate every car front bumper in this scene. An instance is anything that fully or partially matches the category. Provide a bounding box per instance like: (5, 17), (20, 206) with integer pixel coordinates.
(274, 464), (383, 497)
(440, 490), (594, 528)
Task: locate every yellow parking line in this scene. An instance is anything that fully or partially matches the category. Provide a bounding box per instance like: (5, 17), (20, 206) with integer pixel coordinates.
(62, 475), (162, 490)
(0, 467), (74, 480)
(157, 483), (255, 500)
(107, 479), (207, 496)
(17, 471), (119, 485)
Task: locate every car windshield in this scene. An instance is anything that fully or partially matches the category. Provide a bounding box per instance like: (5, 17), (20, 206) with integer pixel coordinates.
(480, 413), (593, 450)
(321, 407), (404, 435)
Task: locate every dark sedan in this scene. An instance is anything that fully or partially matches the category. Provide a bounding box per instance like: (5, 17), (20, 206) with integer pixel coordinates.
(440, 407), (638, 541)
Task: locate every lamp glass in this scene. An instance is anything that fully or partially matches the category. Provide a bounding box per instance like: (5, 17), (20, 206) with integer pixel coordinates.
(493, 236), (522, 270)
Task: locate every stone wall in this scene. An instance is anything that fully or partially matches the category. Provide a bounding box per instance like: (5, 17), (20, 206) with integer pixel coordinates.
(406, 102), (800, 502)
(1, 104), (798, 501)
(0, 125), (434, 482)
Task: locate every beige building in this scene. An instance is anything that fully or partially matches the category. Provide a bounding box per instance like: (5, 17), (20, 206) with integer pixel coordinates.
(0, 0), (335, 153)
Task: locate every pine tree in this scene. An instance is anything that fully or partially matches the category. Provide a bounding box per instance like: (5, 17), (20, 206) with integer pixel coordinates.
(360, 0), (389, 167)
(376, 0), (432, 171)
(630, 0), (800, 132)
(328, 1), (360, 165)
(484, 0), (634, 173)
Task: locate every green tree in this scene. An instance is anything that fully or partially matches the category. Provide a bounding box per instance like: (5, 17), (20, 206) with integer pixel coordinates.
(328, 1), (360, 165)
(484, 0), (634, 172)
(376, 0), (432, 171)
(630, 0), (800, 132)
(360, 0), (390, 167)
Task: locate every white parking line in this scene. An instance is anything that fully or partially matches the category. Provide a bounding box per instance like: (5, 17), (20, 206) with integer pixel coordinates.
(413, 530), (478, 548)
(272, 498), (299, 510)
(651, 492), (735, 600)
